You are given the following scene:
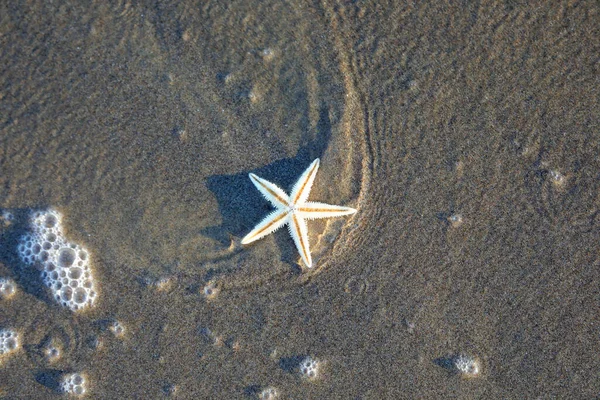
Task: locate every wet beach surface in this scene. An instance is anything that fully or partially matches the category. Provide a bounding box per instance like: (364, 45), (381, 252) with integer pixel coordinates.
(1, 1), (599, 398)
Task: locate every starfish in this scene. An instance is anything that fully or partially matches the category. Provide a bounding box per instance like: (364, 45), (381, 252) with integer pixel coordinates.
(241, 159), (357, 268)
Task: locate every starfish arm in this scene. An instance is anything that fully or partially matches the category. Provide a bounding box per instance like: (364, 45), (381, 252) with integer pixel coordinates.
(241, 210), (289, 245)
(297, 201), (357, 220)
(289, 213), (312, 268)
(249, 173), (290, 208)
(290, 158), (320, 205)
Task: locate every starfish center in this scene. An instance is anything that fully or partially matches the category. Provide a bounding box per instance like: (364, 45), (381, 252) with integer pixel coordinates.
(241, 158), (357, 268)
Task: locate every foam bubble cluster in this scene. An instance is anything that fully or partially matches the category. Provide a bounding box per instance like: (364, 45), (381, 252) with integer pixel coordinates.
(17, 209), (97, 311)
(60, 373), (86, 396)
(0, 329), (20, 359)
(0, 278), (16, 299)
(299, 356), (320, 380)
(453, 354), (481, 377)
(44, 344), (61, 362)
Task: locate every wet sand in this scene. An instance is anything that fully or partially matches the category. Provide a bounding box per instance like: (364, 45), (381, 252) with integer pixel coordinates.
(1, 1), (599, 398)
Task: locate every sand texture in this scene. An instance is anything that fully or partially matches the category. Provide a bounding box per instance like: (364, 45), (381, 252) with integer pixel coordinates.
(1, 1), (599, 398)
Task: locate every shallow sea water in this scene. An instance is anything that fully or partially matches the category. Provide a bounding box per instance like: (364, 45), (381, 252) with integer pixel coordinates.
(1, 1), (599, 398)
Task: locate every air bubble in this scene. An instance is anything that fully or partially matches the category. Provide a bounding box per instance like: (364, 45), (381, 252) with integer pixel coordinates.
(5, 338), (17, 350)
(45, 214), (58, 228)
(69, 267), (83, 279)
(74, 288), (87, 304)
(58, 248), (76, 268)
(61, 286), (73, 301)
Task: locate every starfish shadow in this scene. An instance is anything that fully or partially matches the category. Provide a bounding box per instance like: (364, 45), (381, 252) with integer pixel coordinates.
(34, 368), (65, 393)
(202, 103), (333, 269)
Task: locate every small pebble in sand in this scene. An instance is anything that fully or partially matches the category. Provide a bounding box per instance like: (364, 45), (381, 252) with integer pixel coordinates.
(173, 127), (188, 143)
(258, 386), (279, 399)
(181, 29), (192, 42)
(109, 320), (126, 338)
(1, 210), (14, 226)
(203, 281), (220, 300)
(447, 214), (463, 228)
(549, 169), (565, 186)
(153, 276), (175, 292)
(0, 278), (16, 299)
(248, 88), (261, 104)
(453, 354), (481, 378)
(162, 383), (178, 396)
(261, 48), (275, 61)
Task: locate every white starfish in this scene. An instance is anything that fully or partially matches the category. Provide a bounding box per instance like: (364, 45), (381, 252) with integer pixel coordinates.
(241, 159), (357, 268)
